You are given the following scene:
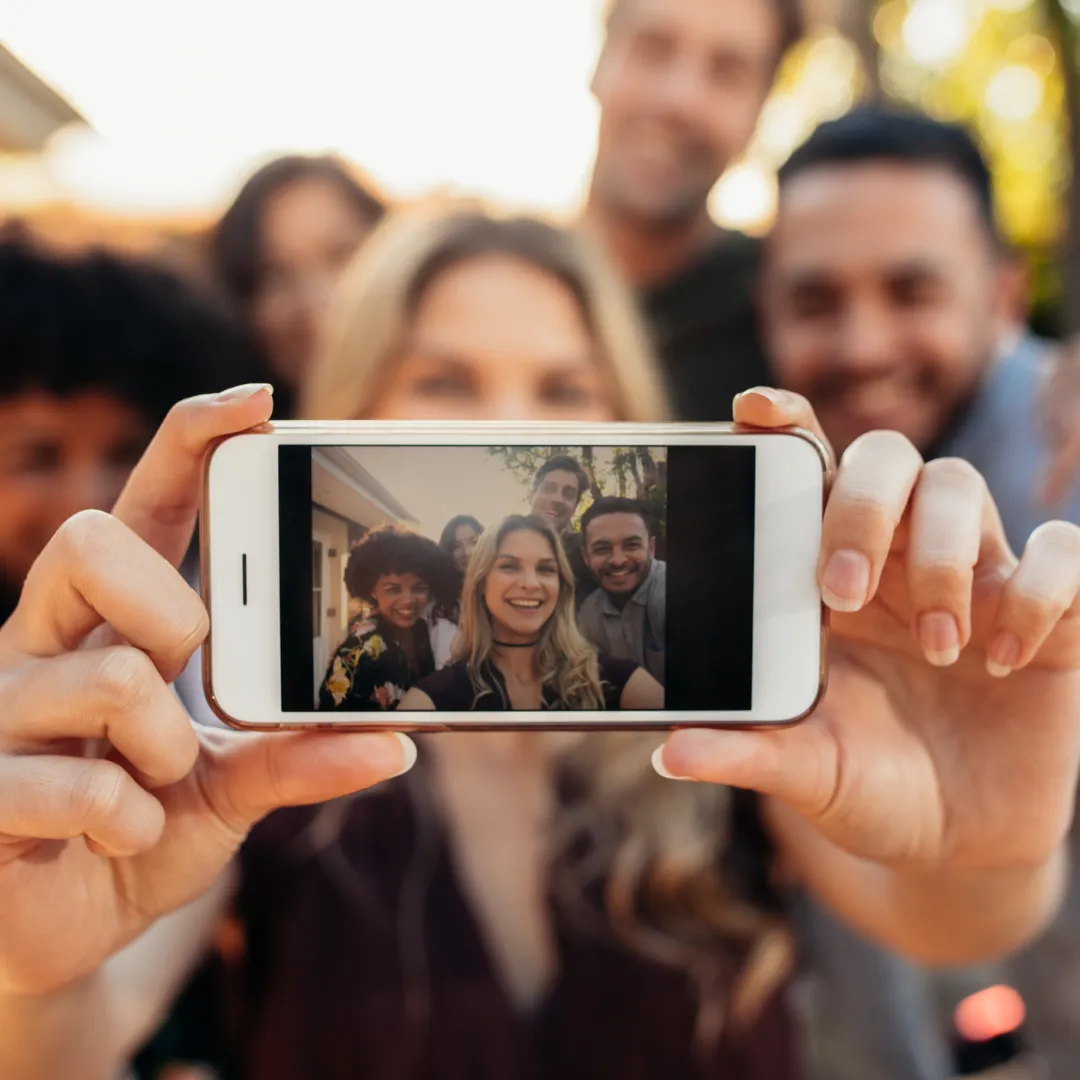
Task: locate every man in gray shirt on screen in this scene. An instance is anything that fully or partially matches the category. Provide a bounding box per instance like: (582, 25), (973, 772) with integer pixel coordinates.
(577, 497), (665, 685)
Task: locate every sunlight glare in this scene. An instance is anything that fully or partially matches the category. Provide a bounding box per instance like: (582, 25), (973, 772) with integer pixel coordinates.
(985, 65), (1044, 122)
(0, 0), (607, 214)
(902, 0), (971, 69)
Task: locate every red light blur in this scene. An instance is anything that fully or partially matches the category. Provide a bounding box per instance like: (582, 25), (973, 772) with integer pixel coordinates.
(954, 985), (1026, 1043)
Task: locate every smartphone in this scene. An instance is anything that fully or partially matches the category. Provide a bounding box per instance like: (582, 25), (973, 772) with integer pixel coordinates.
(202, 422), (827, 730)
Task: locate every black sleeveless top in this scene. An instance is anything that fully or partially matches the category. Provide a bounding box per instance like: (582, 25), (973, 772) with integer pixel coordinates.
(415, 655), (639, 711)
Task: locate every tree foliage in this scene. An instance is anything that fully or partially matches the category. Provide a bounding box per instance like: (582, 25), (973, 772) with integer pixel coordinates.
(754, 0), (1080, 333)
(486, 445), (668, 539)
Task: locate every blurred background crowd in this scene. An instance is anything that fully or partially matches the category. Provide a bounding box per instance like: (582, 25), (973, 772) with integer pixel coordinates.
(2, 0), (1080, 1078)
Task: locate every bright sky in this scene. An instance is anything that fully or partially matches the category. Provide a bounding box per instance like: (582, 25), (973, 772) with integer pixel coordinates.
(5, 1), (1037, 225)
(0, 0), (608, 214)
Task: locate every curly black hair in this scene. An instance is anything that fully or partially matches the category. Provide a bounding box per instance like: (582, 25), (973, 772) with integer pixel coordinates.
(344, 525), (460, 613)
(0, 233), (260, 422)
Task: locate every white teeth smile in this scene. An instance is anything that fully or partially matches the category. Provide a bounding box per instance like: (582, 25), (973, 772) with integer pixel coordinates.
(507, 599), (542, 609)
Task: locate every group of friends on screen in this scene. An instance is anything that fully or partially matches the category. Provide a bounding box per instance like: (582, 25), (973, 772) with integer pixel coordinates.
(317, 454), (666, 713)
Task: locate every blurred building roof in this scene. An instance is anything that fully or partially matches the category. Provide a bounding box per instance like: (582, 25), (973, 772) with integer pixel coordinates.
(0, 42), (85, 151)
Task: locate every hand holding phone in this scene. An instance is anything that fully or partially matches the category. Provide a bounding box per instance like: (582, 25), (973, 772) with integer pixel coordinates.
(0, 389), (412, 999)
(202, 422), (828, 729)
(656, 393), (1080, 952)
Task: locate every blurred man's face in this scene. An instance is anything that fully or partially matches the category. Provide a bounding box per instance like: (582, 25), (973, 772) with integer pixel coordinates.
(591, 0), (781, 227)
(0, 391), (147, 602)
(761, 163), (1012, 457)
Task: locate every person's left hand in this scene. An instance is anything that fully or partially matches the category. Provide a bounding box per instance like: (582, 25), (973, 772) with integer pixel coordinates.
(656, 387), (1080, 882)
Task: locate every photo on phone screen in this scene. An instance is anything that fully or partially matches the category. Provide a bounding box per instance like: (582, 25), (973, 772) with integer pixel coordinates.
(277, 443), (756, 715)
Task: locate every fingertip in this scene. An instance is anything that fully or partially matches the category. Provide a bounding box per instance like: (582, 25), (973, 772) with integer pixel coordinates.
(162, 388), (274, 453)
(329, 731), (416, 786)
(213, 383), (274, 405)
(819, 549), (871, 613)
(655, 729), (730, 782)
(211, 385), (275, 429)
(392, 732), (417, 777)
(651, 743), (692, 781)
(733, 386), (786, 424)
(820, 587), (864, 614)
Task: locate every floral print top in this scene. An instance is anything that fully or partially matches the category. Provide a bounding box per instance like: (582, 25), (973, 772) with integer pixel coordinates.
(318, 614), (435, 712)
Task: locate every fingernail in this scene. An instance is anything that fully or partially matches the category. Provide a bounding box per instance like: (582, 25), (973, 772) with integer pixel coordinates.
(215, 383), (274, 403)
(738, 386), (786, 406)
(392, 732), (418, 777)
(986, 632), (1021, 678)
(651, 745), (693, 781)
(920, 612), (960, 667)
(820, 549), (871, 612)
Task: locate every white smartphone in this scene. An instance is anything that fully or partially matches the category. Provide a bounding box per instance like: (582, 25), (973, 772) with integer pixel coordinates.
(201, 422), (828, 730)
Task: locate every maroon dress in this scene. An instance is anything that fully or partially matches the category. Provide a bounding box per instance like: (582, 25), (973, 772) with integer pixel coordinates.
(223, 750), (800, 1080)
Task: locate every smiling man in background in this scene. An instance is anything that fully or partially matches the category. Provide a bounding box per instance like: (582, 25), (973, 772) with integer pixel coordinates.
(584, 0), (804, 419)
(760, 104), (1080, 1080)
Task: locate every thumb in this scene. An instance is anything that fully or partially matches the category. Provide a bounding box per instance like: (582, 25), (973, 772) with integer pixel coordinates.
(653, 725), (839, 819)
(111, 385), (275, 568)
(200, 729), (416, 831)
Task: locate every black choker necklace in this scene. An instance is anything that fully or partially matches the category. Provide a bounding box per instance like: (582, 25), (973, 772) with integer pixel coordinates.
(493, 639), (540, 648)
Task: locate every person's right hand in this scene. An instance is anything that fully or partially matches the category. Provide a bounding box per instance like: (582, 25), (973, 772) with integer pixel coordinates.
(0, 385), (414, 997)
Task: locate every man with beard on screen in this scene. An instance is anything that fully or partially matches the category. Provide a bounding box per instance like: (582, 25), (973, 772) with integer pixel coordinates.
(528, 454), (597, 604)
(577, 497), (665, 686)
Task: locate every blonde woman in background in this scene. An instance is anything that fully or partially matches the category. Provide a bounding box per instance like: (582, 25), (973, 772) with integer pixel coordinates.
(1, 204), (1079, 1080)
(301, 200), (667, 423)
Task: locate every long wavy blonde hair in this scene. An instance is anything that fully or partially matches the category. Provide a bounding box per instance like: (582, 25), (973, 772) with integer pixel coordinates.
(301, 201), (789, 1049)
(456, 515), (605, 710)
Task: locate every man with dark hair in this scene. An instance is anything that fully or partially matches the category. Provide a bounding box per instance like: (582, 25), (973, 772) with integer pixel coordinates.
(761, 105), (1080, 1080)
(530, 455), (589, 534)
(584, 0), (804, 420)
(578, 497), (665, 684)
(762, 104), (1078, 549)
(0, 235), (258, 624)
(529, 454), (596, 603)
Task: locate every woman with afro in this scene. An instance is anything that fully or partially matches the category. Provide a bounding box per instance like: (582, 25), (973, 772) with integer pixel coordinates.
(318, 525), (458, 711)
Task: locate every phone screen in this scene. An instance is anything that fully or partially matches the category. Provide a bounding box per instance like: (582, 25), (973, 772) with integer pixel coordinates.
(277, 443), (755, 714)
